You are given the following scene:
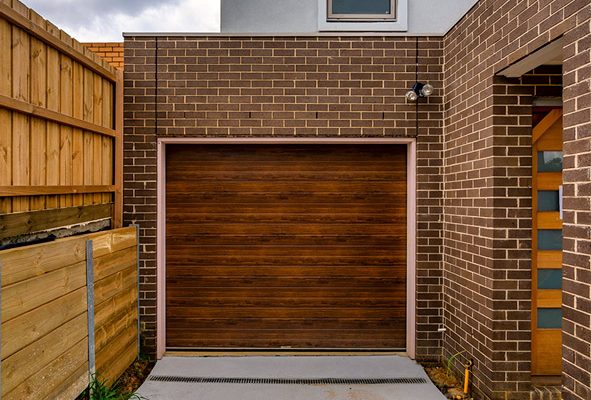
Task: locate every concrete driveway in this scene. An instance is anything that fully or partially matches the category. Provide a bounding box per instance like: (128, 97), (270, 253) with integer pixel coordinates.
(136, 355), (446, 400)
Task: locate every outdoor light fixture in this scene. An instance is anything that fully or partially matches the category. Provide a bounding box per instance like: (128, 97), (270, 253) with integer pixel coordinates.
(405, 82), (434, 101)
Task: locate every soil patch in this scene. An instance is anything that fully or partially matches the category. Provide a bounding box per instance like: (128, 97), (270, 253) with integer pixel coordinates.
(423, 362), (472, 400)
(117, 358), (155, 394)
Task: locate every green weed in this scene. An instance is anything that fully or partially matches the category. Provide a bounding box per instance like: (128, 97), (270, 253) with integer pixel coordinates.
(79, 374), (147, 400)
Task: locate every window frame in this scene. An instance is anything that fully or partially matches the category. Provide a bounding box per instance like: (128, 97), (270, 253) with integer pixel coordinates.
(327, 0), (397, 22)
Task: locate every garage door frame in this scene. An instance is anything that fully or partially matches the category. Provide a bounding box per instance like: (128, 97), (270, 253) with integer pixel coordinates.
(155, 137), (417, 359)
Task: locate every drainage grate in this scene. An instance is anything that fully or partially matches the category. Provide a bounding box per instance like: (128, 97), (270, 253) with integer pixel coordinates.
(149, 376), (428, 385)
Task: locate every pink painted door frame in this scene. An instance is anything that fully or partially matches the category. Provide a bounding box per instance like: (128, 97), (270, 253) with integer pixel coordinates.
(156, 137), (417, 359)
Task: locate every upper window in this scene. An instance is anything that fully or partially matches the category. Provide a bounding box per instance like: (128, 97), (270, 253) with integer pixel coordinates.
(328, 0), (396, 21)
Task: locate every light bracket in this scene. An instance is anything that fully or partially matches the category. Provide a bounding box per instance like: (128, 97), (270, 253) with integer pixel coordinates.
(405, 82), (434, 101)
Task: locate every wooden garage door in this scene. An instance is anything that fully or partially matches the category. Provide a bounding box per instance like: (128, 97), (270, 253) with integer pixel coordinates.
(165, 144), (407, 349)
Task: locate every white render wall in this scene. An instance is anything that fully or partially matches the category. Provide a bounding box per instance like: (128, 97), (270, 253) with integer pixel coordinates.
(221, 0), (478, 35)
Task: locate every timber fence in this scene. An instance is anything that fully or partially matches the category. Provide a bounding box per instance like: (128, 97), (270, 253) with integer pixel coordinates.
(0, 0), (123, 246)
(0, 226), (139, 399)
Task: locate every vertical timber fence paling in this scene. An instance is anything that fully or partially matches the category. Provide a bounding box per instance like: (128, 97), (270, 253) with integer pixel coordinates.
(114, 70), (125, 228)
(86, 240), (96, 377)
(135, 224), (141, 358)
(0, 259), (2, 400)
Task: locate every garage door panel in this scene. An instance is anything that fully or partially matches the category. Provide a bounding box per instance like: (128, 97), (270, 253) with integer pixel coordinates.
(166, 192), (403, 205)
(167, 296), (405, 309)
(166, 180), (405, 194)
(167, 222), (404, 236)
(167, 145), (406, 162)
(167, 297), (404, 309)
(167, 204), (406, 215)
(166, 234), (404, 247)
(166, 306), (405, 319)
(165, 144), (407, 349)
(166, 256), (404, 268)
(167, 317), (406, 330)
(166, 266), (407, 279)
(167, 338), (405, 349)
(166, 245), (404, 258)
(166, 170), (405, 182)
(166, 212), (406, 225)
(168, 161), (405, 174)
(167, 275), (405, 288)
(167, 329), (404, 341)
(167, 286), (405, 298)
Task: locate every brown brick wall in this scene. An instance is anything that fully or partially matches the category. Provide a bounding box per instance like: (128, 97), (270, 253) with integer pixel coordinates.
(443, 1), (590, 399)
(124, 36), (445, 358)
(562, 7), (591, 400)
(124, 2), (590, 398)
(84, 42), (124, 69)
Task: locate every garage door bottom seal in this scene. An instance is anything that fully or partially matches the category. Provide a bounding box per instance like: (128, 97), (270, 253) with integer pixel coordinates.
(149, 376), (427, 385)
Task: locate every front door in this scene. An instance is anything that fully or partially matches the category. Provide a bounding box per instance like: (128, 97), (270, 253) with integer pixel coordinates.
(531, 108), (563, 377)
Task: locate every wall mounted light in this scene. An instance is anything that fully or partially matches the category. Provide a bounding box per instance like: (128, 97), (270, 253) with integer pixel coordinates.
(405, 82), (434, 101)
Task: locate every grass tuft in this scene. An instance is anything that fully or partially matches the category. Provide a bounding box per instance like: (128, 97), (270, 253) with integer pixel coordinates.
(78, 374), (147, 400)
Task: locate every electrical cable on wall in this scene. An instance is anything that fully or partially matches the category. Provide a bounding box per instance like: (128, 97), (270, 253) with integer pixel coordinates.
(405, 37), (435, 137)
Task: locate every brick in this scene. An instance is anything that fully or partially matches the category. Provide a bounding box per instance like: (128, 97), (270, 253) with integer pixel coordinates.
(443, 1), (590, 399)
(124, 35), (444, 361)
(123, 2), (590, 398)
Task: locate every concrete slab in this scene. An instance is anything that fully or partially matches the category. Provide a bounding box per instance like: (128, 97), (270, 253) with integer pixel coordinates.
(136, 356), (446, 400)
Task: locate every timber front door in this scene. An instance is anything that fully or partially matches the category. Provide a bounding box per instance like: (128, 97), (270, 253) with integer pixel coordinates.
(531, 108), (563, 377)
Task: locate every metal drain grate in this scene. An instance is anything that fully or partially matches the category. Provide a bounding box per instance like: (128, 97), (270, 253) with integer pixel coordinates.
(149, 376), (428, 385)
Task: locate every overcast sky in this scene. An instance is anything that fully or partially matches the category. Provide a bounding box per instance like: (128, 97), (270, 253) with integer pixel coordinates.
(23, 0), (220, 42)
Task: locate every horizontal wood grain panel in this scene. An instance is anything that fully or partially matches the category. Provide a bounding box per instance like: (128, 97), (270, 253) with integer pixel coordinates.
(0, 237), (86, 286)
(1, 287), (86, 359)
(166, 338), (405, 349)
(166, 317), (405, 330)
(3, 339), (87, 400)
(166, 170), (405, 182)
(166, 245), (404, 258)
(0, 185), (116, 197)
(166, 329), (405, 341)
(537, 212), (562, 229)
(537, 251), (562, 268)
(167, 306), (405, 319)
(167, 212), (406, 225)
(167, 297), (404, 309)
(166, 256), (405, 267)
(536, 290), (562, 308)
(167, 192), (403, 204)
(167, 203), (406, 213)
(167, 144), (406, 161)
(166, 234), (404, 246)
(166, 266), (406, 278)
(2, 312), (87, 395)
(537, 173), (562, 190)
(167, 286), (404, 297)
(166, 181), (405, 194)
(167, 275), (405, 288)
(94, 246), (137, 282)
(2, 262), (86, 322)
(167, 223), (404, 236)
(167, 161), (406, 173)
(0, 94), (116, 138)
(165, 144), (406, 349)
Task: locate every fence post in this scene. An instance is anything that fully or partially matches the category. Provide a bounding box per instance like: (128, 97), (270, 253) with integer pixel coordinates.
(86, 240), (96, 377)
(135, 224), (141, 358)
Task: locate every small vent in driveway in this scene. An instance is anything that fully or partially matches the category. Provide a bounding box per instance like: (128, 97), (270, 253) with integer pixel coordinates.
(148, 376), (428, 385)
